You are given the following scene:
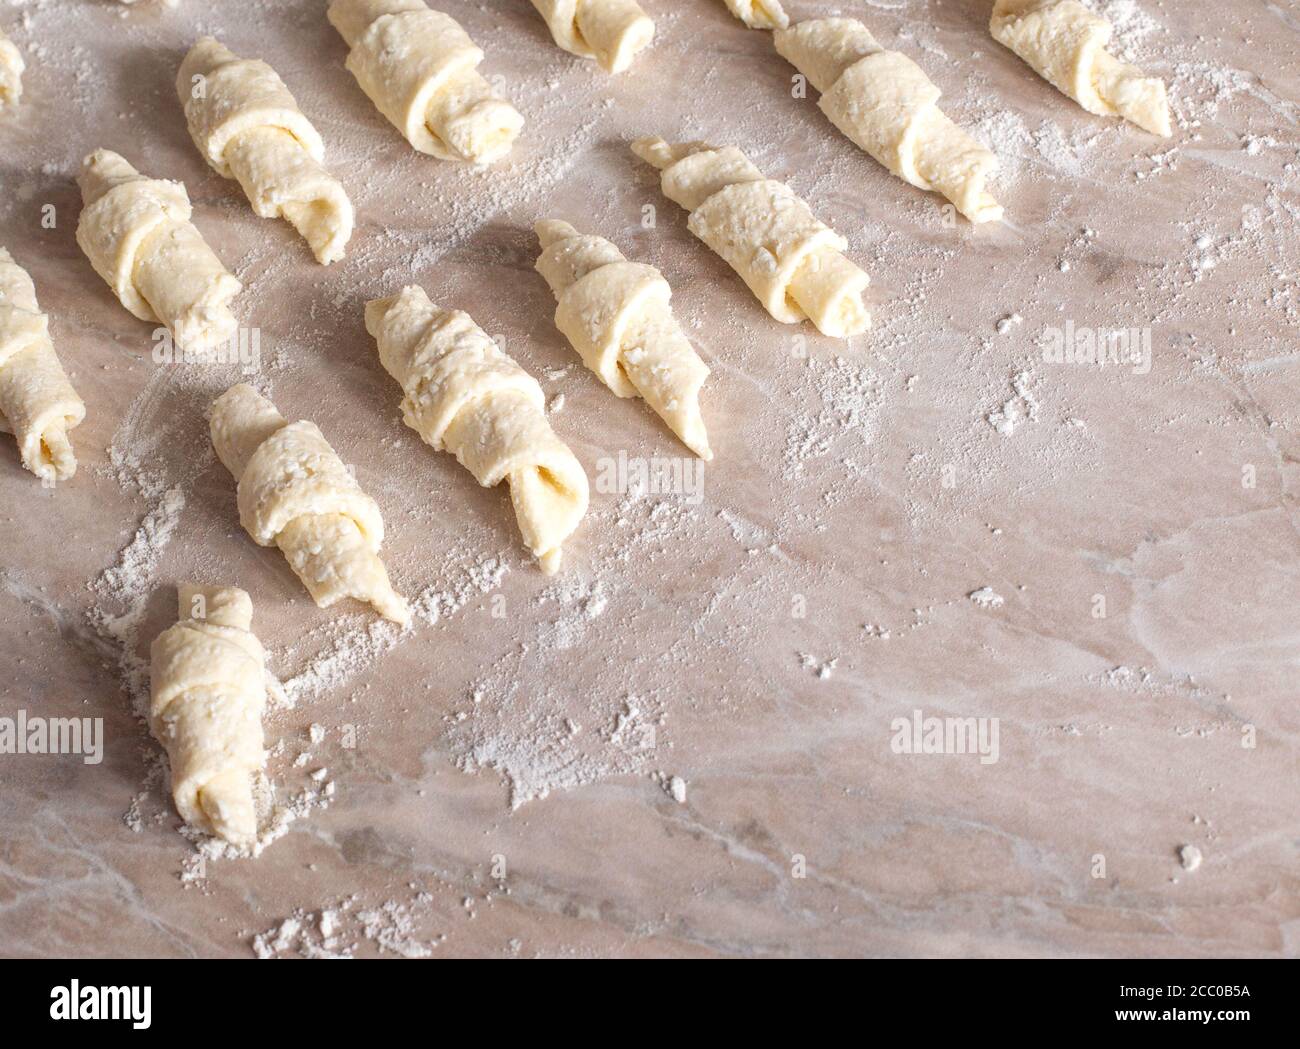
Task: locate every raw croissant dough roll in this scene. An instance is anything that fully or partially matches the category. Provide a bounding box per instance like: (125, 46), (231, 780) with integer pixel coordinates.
(535, 220), (712, 459)
(0, 28), (23, 109)
(328, 0), (523, 163)
(0, 249), (85, 484)
(776, 19), (1003, 224)
(210, 383), (410, 624)
(632, 137), (870, 338)
(150, 585), (267, 846)
(531, 1), (655, 74)
(178, 37), (353, 265)
(990, 0), (1171, 136)
(365, 286), (589, 572)
(721, 0), (788, 31)
(76, 150), (242, 353)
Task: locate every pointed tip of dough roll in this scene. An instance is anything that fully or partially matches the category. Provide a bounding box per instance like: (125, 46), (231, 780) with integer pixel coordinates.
(176, 35), (233, 98)
(1118, 78), (1172, 137)
(178, 584), (253, 629)
(632, 137), (720, 172)
(677, 417), (713, 462)
(365, 284), (427, 336)
(534, 219), (580, 250)
(630, 136), (673, 168)
(77, 148), (136, 206)
(373, 587), (412, 627)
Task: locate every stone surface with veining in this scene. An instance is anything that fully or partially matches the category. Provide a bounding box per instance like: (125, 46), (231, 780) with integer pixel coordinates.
(0, 0), (1296, 958)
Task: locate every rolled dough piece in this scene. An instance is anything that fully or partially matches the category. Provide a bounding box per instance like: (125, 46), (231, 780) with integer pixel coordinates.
(0, 28), (23, 109)
(534, 220), (711, 459)
(721, 0), (788, 31)
(775, 18), (1003, 224)
(328, 0), (524, 163)
(209, 383), (410, 624)
(150, 585), (267, 846)
(76, 149), (242, 353)
(530, 1), (655, 73)
(365, 286), (589, 572)
(0, 248), (85, 484)
(178, 37), (354, 265)
(990, 0), (1171, 136)
(632, 136), (870, 338)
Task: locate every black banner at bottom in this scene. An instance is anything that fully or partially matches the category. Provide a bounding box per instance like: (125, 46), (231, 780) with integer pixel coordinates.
(0, 959), (1286, 1034)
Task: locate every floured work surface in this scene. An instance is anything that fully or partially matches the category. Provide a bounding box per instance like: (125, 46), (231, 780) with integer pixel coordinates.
(0, 1), (1296, 957)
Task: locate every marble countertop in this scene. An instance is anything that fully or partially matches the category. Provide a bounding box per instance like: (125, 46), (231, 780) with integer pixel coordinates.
(0, 0), (1297, 958)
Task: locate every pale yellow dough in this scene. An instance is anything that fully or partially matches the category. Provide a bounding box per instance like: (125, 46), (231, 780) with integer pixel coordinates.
(76, 150), (242, 353)
(632, 137), (870, 338)
(531, 1), (655, 73)
(0, 28), (23, 109)
(535, 220), (712, 459)
(991, 0), (1171, 136)
(178, 37), (353, 265)
(721, 0), (788, 31)
(328, 0), (523, 163)
(210, 384), (410, 624)
(776, 18), (1003, 224)
(0, 248), (85, 484)
(150, 586), (266, 846)
(365, 286), (589, 573)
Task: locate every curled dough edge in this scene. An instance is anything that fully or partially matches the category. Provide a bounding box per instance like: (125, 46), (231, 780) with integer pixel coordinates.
(776, 18), (1003, 224)
(328, 0), (524, 163)
(534, 219), (712, 459)
(0, 29), (24, 108)
(721, 0), (789, 31)
(0, 248), (85, 483)
(531, 1), (655, 73)
(149, 585), (267, 846)
(991, 0), (1171, 136)
(632, 136), (870, 339)
(365, 286), (589, 573)
(178, 36), (354, 265)
(210, 383), (410, 624)
(76, 149), (242, 353)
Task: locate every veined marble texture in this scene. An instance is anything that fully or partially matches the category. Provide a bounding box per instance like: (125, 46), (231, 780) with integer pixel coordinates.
(0, 0), (1296, 958)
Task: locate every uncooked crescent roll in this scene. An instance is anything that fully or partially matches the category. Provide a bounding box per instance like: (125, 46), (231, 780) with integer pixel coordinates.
(721, 0), (788, 31)
(328, 0), (524, 163)
(365, 286), (589, 573)
(0, 248), (85, 484)
(534, 220), (711, 459)
(990, 0), (1171, 136)
(632, 137), (870, 338)
(76, 149), (242, 353)
(178, 37), (353, 265)
(210, 383), (410, 624)
(530, 1), (655, 74)
(150, 585), (267, 846)
(775, 18), (1003, 224)
(0, 28), (23, 109)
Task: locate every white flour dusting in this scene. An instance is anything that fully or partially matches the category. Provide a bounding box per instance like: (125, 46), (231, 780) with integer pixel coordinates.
(281, 557), (509, 703)
(252, 893), (443, 959)
(968, 587), (1005, 610)
(986, 370), (1040, 436)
